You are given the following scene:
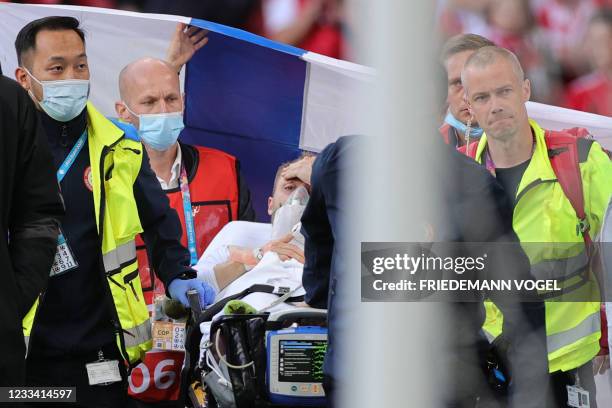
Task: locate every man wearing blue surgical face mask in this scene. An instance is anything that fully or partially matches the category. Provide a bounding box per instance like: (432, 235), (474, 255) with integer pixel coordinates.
(14, 17), (216, 407)
(116, 57), (187, 180)
(115, 50), (255, 405)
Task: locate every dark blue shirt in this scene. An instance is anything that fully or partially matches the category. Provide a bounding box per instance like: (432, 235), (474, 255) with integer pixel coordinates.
(32, 109), (114, 357)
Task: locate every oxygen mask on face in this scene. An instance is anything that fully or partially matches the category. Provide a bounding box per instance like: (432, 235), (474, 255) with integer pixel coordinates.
(270, 186), (310, 245)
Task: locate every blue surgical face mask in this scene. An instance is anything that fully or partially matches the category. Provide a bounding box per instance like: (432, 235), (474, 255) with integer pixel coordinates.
(124, 103), (185, 151)
(24, 67), (89, 122)
(444, 111), (483, 139)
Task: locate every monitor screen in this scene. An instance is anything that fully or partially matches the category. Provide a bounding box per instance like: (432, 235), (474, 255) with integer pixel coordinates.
(277, 340), (327, 383)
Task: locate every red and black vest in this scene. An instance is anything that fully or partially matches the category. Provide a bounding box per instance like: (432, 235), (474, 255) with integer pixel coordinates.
(136, 144), (240, 305)
(439, 122), (454, 145)
(440, 122), (480, 152)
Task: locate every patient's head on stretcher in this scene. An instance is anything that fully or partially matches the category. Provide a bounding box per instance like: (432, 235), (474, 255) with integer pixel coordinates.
(268, 155), (313, 217)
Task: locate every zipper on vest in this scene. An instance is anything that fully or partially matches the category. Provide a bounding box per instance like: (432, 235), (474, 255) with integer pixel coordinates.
(122, 147), (141, 155)
(59, 124), (69, 147)
(97, 144), (132, 368)
(514, 178), (556, 209)
(123, 270), (140, 301)
(128, 282), (140, 301)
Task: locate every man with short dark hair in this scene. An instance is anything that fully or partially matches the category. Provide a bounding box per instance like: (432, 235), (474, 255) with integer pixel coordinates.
(440, 33), (495, 148)
(14, 16), (215, 406)
(462, 45), (612, 407)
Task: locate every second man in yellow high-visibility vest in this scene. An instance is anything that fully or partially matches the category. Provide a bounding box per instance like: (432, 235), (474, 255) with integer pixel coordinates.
(461, 45), (612, 407)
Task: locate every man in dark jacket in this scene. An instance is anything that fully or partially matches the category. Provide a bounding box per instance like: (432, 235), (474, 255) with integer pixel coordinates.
(292, 136), (549, 408)
(434, 146), (549, 407)
(292, 136), (353, 408)
(0, 75), (64, 386)
(13, 16), (216, 406)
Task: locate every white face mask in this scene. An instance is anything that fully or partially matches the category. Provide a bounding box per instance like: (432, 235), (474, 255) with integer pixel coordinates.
(23, 67), (89, 122)
(270, 186), (310, 241)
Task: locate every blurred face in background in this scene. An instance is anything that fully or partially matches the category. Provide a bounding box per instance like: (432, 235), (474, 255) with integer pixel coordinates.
(586, 20), (612, 72)
(450, 0), (489, 13)
(445, 50), (476, 124)
(488, 0), (530, 34)
(321, 0), (343, 25)
(558, 0), (581, 6)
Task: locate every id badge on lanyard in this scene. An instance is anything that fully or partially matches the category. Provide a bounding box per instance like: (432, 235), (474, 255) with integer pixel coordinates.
(49, 230), (78, 277)
(567, 372), (590, 408)
(49, 131), (87, 277)
(179, 165), (198, 266)
(86, 350), (122, 386)
(567, 385), (590, 408)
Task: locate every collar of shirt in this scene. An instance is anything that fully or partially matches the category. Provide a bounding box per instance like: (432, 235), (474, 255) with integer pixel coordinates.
(157, 144), (182, 190)
(40, 107), (88, 147)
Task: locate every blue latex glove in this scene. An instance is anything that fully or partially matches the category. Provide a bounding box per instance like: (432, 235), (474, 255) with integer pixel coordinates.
(168, 278), (216, 308)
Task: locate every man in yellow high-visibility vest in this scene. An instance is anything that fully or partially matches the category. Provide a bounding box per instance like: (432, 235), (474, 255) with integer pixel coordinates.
(462, 45), (612, 407)
(13, 16), (216, 406)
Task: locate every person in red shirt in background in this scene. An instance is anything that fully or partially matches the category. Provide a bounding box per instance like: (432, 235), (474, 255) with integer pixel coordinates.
(257, 0), (345, 59)
(533, 0), (600, 79)
(483, 0), (562, 104)
(435, 0), (490, 39)
(565, 9), (612, 116)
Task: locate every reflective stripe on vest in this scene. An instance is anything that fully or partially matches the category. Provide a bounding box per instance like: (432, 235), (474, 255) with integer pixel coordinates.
(123, 320), (152, 348)
(20, 104), (150, 365)
(547, 310), (601, 355)
(530, 249), (588, 281)
(88, 104), (149, 364)
(103, 240), (137, 273)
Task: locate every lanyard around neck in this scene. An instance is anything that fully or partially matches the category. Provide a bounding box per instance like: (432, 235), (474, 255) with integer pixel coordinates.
(178, 164), (197, 266)
(57, 130), (87, 182)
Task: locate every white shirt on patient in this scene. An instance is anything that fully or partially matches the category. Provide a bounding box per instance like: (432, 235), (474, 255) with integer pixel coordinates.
(193, 221), (304, 303)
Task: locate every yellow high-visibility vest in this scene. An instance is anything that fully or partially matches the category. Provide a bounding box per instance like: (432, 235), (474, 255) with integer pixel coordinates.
(480, 119), (612, 372)
(23, 102), (151, 364)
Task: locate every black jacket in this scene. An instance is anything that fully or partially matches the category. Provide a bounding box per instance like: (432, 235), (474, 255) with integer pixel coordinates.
(302, 137), (549, 408)
(435, 146), (549, 407)
(0, 77), (64, 385)
(301, 135), (357, 385)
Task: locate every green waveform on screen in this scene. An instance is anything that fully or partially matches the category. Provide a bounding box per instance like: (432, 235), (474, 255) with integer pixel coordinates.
(312, 343), (327, 381)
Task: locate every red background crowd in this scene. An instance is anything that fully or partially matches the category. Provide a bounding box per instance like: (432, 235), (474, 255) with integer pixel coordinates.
(5, 0), (611, 117)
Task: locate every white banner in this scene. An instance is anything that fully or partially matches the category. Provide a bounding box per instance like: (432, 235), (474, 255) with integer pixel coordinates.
(0, 3), (188, 117)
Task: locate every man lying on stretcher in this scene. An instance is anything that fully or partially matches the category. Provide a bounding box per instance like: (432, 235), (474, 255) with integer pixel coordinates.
(193, 154), (316, 309)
